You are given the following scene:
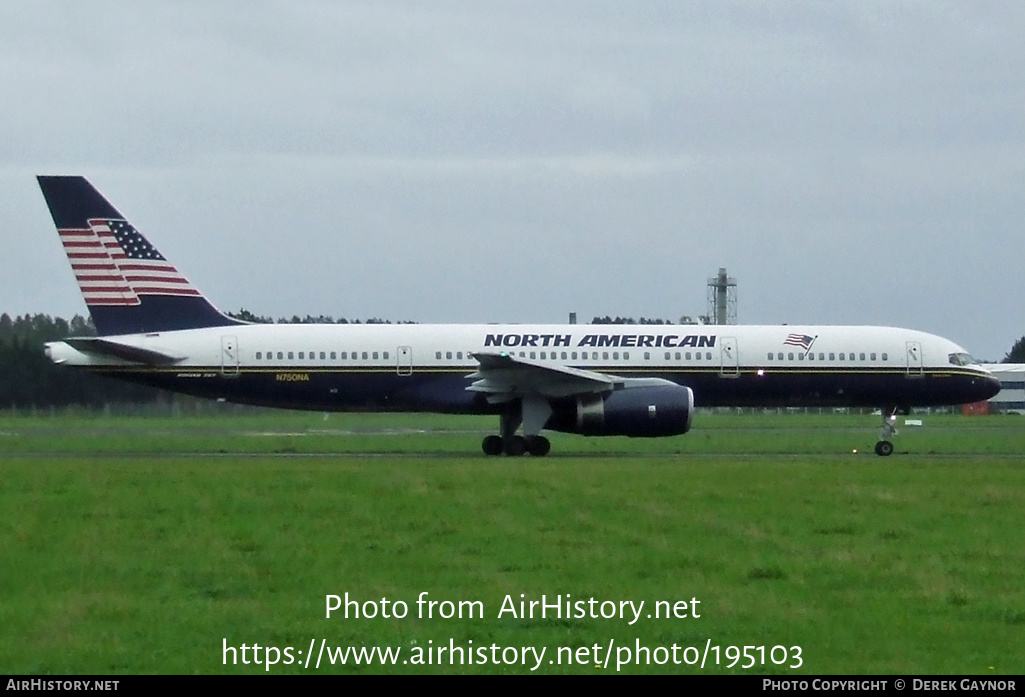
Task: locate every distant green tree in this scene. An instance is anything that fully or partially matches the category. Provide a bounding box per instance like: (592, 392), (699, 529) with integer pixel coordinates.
(0, 312), (159, 408)
(227, 308), (273, 323)
(592, 316), (635, 324)
(591, 316), (673, 325)
(1004, 336), (1025, 363)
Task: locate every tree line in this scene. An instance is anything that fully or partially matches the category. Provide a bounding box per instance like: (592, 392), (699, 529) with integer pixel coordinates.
(590, 316), (675, 325)
(227, 309), (415, 325)
(2, 310), (1023, 409)
(0, 312), (164, 409)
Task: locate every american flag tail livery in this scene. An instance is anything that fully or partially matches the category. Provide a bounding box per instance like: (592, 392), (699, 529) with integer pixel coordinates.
(38, 176), (242, 335)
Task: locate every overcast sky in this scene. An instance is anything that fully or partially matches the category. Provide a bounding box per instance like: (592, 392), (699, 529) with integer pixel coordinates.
(2, 1), (1022, 359)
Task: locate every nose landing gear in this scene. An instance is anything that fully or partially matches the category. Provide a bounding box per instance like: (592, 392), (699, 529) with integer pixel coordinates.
(873, 406), (905, 456)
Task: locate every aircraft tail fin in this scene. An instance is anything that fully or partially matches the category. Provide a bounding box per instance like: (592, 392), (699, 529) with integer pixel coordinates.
(37, 176), (243, 335)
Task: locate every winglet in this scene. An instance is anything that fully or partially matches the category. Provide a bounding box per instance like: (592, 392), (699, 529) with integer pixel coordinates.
(38, 176), (243, 335)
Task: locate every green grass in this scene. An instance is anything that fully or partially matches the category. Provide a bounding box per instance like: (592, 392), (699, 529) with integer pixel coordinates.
(1, 410), (1023, 674)
(2, 409), (1024, 456)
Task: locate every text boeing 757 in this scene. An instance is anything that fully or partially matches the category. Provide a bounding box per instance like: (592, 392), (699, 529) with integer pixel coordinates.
(37, 176), (1000, 456)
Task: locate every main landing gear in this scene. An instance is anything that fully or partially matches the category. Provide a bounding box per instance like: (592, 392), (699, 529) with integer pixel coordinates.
(481, 397), (552, 457)
(481, 433), (550, 457)
(873, 405), (905, 457)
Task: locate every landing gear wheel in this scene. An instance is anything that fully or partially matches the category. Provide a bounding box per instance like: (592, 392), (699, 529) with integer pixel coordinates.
(503, 435), (527, 456)
(525, 436), (551, 457)
(482, 435), (503, 456)
(873, 406), (900, 456)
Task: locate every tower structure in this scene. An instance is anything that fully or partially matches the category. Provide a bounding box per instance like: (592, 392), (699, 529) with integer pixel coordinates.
(706, 267), (737, 325)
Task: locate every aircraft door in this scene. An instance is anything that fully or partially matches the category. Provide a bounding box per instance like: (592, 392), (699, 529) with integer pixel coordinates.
(397, 346), (413, 376)
(221, 336), (239, 377)
(719, 337), (739, 378)
(906, 341), (923, 377)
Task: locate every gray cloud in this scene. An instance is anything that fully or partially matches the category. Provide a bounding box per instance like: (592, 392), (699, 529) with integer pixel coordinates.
(2, 1), (1023, 359)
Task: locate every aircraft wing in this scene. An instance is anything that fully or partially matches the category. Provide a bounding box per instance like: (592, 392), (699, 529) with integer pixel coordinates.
(63, 338), (185, 365)
(467, 351), (621, 402)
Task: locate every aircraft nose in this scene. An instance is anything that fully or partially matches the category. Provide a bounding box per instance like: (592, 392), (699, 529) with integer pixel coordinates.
(981, 373), (1002, 401)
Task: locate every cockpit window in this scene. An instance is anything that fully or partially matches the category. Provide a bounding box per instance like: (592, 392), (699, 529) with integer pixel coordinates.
(948, 352), (975, 366)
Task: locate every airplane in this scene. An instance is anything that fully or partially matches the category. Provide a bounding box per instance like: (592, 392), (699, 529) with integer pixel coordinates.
(37, 175), (1001, 457)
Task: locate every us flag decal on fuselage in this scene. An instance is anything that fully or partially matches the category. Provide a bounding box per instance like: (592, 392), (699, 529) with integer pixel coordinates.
(783, 333), (816, 351)
(59, 219), (201, 306)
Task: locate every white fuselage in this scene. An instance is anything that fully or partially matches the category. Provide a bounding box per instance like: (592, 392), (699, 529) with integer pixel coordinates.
(46, 322), (998, 413)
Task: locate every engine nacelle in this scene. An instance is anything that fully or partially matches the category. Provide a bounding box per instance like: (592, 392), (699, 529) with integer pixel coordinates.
(547, 384), (694, 437)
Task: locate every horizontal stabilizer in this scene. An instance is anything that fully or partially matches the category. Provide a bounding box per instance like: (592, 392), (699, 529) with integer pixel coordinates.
(63, 337), (184, 365)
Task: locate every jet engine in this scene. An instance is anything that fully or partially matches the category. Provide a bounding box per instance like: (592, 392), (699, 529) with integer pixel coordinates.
(546, 384), (694, 437)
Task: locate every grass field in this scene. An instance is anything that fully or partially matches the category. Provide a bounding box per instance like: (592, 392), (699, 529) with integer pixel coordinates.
(1, 409), (1023, 674)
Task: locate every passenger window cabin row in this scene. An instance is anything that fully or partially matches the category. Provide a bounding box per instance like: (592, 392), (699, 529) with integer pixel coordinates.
(767, 352), (888, 362)
(462, 350), (716, 361)
(254, 351), (389, 360)
(250, 348), (892, 364)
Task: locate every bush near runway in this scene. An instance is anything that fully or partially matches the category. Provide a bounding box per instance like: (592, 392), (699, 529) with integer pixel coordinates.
(1, 411), (1023, 674)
